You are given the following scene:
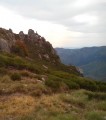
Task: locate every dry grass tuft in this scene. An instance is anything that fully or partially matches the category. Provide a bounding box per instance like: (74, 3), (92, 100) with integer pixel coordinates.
(0, 94), (35, 117)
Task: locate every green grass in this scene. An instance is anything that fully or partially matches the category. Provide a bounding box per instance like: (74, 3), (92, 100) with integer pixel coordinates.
(1, 90), (105, 120)
(85, 91), (106, 100)
(85, 111), (106, 120)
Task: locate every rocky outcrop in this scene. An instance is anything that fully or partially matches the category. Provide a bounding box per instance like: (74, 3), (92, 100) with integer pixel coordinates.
(0, 38), (10, 52)
(43, 54), (50, 60)
(19, 31), (25, 40)
(0, 28), (15, 52)
(0, 27), (60, 63)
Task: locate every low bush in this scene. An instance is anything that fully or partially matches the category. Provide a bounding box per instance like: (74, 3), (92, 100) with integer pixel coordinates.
(85, 111), (106, 120)
(12, 40), (28, 57)
(45, 75), (80, 91)
(86, 91), (106, 100)
(71, 77), (99, 91)
(45, 75), (64, 92)
(11, 73), (21, 81)
(98, 84), (106, 92)
(52, 71), (72, 79)
(96, 101), (106, 111)
(64, 79), (80, 89)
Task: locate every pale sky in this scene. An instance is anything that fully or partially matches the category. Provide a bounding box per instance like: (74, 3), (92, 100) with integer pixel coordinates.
(0, 0), (106, 48)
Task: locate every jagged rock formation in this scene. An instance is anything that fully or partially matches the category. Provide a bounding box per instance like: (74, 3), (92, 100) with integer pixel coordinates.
(0, 28), (60, 63)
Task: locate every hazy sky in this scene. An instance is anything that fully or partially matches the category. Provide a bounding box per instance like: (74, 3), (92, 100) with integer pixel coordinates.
(0, 0), (106, 48)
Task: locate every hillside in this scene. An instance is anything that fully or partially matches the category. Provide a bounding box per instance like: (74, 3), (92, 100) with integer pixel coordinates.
(0, 28), (106, 120)
(56, 47), (106, 81)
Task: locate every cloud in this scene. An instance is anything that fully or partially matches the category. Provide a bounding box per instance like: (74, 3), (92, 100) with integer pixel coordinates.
(0, 0), (106, 32)
(0, 0), (106, 47)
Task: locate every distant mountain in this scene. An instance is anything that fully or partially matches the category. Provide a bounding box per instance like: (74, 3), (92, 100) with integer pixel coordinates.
(55, 46), (106, 81)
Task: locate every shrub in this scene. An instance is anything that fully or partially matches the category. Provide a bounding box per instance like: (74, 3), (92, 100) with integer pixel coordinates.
(85, 111), (106, 120)
(99, 84), (106, 92)
(12, 40), (28, 57)
(45, 75), (63, 92)
(86, 91), (106, 100)
(73, 77), (98, 91)
(64, 80), (80, 89)
(52, 71), (72, 79)
(11, 73), (21, 81)
(97, 101), (106, 111)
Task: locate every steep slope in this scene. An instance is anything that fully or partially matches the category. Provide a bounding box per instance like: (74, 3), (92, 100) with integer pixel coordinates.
(56, 47), (106, 81)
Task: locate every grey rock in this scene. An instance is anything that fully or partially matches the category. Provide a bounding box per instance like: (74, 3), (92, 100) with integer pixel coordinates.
(28, 29), (35, 36)
(38, 54), (42, 60)
(8, 28), (13, 33)
(19, 31), (25, 40)
(0, 38), (10, 52)
(28, 29), (37, 41)
(76, 67), (83, 74)
(43, 54), (50, 60)
(42, 65), (48, 69)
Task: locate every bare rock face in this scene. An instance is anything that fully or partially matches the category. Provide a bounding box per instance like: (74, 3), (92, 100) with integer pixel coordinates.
(43, 54), (50, 60)
(38, 53), (42, 60)
(9, 29), (12, 33)
(28, 29), (35, 36)
(28, 29), (43, 43)
(8, 29), (15, 43)
(19, 31), (25, 40)
(0, 38), (10, 52)
(28, 29), (36, 41)
(76, 67), (83, 76)
(51, 49), (56, 55)
(0, 28), (16, 52)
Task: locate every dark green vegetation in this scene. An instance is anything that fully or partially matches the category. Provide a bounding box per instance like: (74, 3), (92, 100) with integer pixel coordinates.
(56, 47), (106, 81)
(0, 52), (105, 95)
(0, 53), (105, 101)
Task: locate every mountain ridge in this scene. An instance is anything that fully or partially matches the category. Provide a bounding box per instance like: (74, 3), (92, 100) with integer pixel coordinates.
(56, 46), (106, 81)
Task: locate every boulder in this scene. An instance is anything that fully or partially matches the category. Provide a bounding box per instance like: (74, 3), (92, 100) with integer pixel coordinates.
(19, 31), (25, 40)
(43, 54), (50, 60)
(0, 38), (10, 52)
(28, 29), (35, 36)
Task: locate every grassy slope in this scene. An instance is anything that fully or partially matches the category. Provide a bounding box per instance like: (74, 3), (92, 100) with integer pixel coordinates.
(0, 90), (106, 120)
(0, 52), (106, 120)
